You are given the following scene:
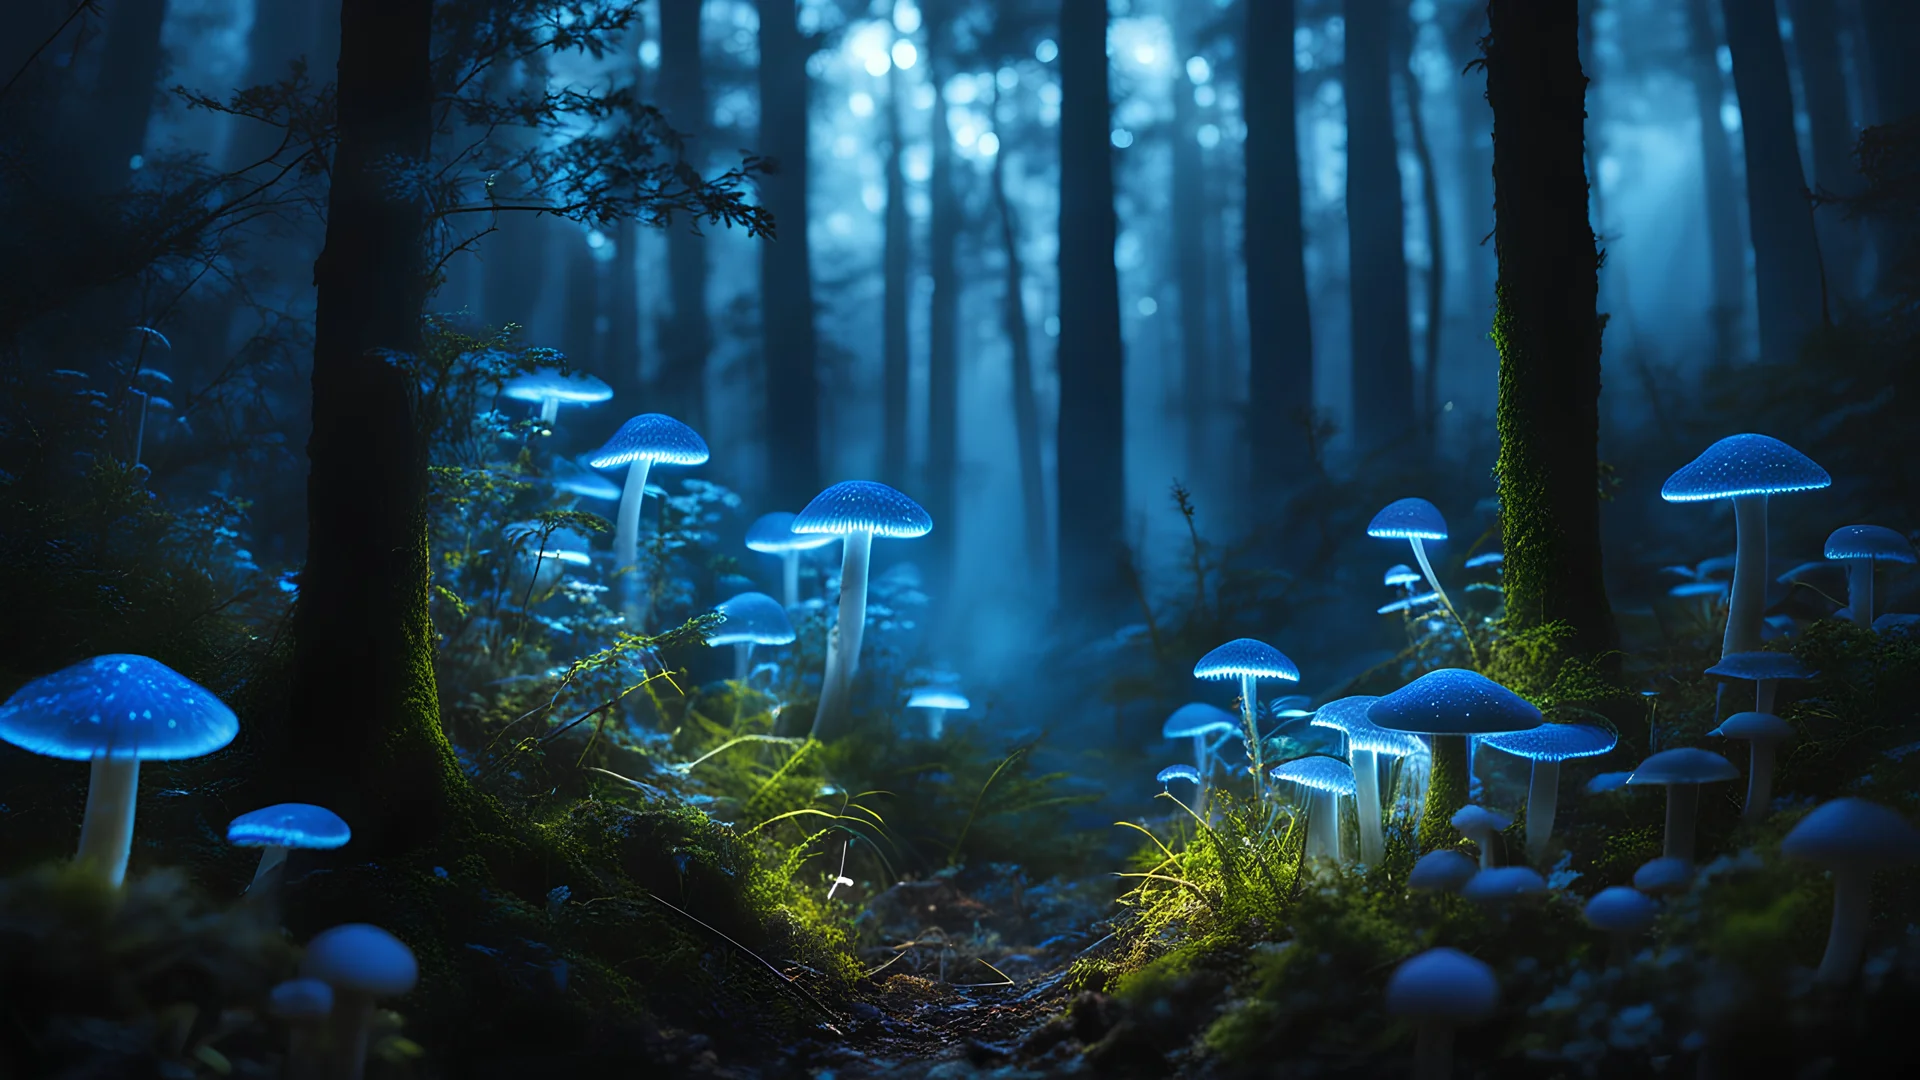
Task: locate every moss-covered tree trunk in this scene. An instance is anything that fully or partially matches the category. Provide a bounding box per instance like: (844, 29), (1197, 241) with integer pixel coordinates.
(285, 0), (460, 858)
(1484, 0), (1617, 661)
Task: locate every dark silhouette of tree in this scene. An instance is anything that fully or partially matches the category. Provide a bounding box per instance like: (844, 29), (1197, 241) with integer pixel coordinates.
(1720, 0), (1824, 365)
(1171, 6), (1214, 493)
(653, 0), (711, 430)
(925, 2), (961, 599)
(1344, 0), (1415, 461)
(1859, 0), (1920, 124)
(1242, 0), (1315, 510)
(1787, 0), (1864, 298)
(1056, 0), (1126, 620)
(1448, 3), (1496, 331)
(1398, 0), (1444, 452)
(1682, 0), (1746, 364)
(988, 85), (1048, 575)
(757, 0), (821, 509)
(882, 62), (910, 492)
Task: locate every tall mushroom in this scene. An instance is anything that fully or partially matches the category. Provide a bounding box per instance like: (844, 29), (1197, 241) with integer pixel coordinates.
(1625, 748), (1740, 862)
(1479, 723), (1618, 861)
(1386, 947), (1499, 1080)
(300, 924), (418, 1080)
(709, 591), (797, 681)
(793, 481), (932, 739)
(745, 511), (839, 609)
(1369, 669), (1542, 851)
(0, 654), (238, 886)
(1194, 638), (1301, 803)
(1270, 756), (1357, 862)
(1781, 798), (1920, 986)
(502, 368), (613, 426)
(587, 414), (710, 627)
(1661, 434), (1830, 657)
(1311, 696), (1425, 866)
(1704, 651), (1813, 715)
(1710, 711), (1795, 822)
(1823, 524), (1917, 628)
(1368, 498), (1456, 613)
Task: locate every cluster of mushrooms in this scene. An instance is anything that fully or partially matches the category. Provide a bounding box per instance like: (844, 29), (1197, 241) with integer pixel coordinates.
(1153, 432), (1920, 1078)
(0, 655), (415, 1080)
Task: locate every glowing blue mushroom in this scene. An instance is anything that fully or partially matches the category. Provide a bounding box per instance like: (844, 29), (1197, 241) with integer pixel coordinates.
(1824, 525), (1916, 628)
(1369, 669), (1541, 849)
(228, 803), (351, 889)
(709, 592), (796, 681)
(1310, 696), (1424, 865)
(0, 654), (238, 885)
(588, 414), (709, 626)
(1480, 723), (1618, 860)
(1156, 763), (1202, 791)
(906, 686), (969, 740)
(1163, 702), (1239, 808)
(1367, 498), (1453, 612)
(502, 368), (613, 425)
(1626, 748), (1739, 862)
(549, 454), (621, 502)
(1194, 638), (1300, 800)
(1704, 650), (1813, 714)
(1270, 756), (1356, 862)
(745, 511), (839, 608)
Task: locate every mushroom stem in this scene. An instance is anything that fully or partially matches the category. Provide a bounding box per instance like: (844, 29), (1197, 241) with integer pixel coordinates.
(1663, 782), (1702, 862)
(1814, 864), (1873, 985)
(613, 458), (656, 626)
(76, 755), (140, 886)
(1845, 557), (1873, 627)
(1412, 1017), (1455, 1080)
(1722, 494), (1769, 657)
(1755, 679), (1776, 714)
(1407, 537), (1453, 614)
(1525, 759), (1561, 862)
(1420, 734), (1470, 851)
(1353, 748), (1385, 865)
(1742, 741), (1777, 823)
(132, 389), (151, 467)
(926, 708), (946, 740)
(329, 991), (376, 1080)
(1307, 789), (1338, 860)
(733, 643), (752, 682)
(1192, 733), (1210, 809)
(781, 551), (800, 609)
(809, 529), (874, 739)
(250, 845), (290, 890)
(538, 397), (560, 425)
(1240, 673), (1264, 803)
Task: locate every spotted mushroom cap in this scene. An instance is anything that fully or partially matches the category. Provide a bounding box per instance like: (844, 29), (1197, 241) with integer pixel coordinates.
(1824, 524), (1917, 564)
(587, 413), (710, 469)
(1269, 756), (1356, 796)
(1193, 638), (1300, 682)
(1660, 433), (1830, 503)
(227, 803), (351, 851)
(1311, 696), (1426, 757)
(0, 654), (238, 761)
(1367, 498), (1448, 541)
(792, 481), (932, 538)
(1368, 669), (1542, 737)
(1480, 723), (1618, 763)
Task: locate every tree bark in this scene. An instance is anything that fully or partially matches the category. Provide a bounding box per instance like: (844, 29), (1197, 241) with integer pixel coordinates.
(1787, 0), (1864, 299)
(925, 25), (961, 600)
(1055, 0), (1127, 621)
(1682, 0), (1748, 365)
(756, 0), (821, 509)
(654, 0), (709, 429)
(1484, 0), (1617, 658)
(882, 66), (911, 492)
(1720, 0), (1825, 365)
(989, 92), (1048, 575)
(286, 0), (457, 857)
(1242, 0), (1316, 508)
(1344, 0), (1416, 462)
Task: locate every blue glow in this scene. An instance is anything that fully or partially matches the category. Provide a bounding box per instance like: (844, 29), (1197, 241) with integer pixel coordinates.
(1270, 755), (1356, 795)
(227, 803), (351, 849)
(1480, 723), (1617, 763)
(502, 369), (613, 406)
(1660, 433), (1830, 502)
(907, 687), (970, 711)
(1310, 696), (1425, 757)
(1626, 747), (1739, 786)
(745, 511), (838, 553)
(1704, 651), (1814, 683)
(793, 481), (933, 538)
(1367, 497), (1448, 541)
(588, 413), (710, 469)
(1162, 702), (1239, 738)
(1824, 524), (1916, 564)
(1156, 764), (1201, 787)
(0, 654), (238, 761)
(1368, 669), (1542, 736)
(1383, 564), (1422, 587)
(708, 592), (797, 646)
(1193, 638), (1300, 682)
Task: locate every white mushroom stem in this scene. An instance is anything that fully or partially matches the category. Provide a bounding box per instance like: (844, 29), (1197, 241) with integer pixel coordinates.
(1755, 679), (1777, 714)
(1406, 537), (1453, 614)
(250, 845), (290, 889)
(1814, 864), (1874, 985)
(1465, 825), (1500, 870)
(1191, 733), (1209, 806)
(926, 708), (946, 740)
(76, 756), (140, 887)
(329, 991), (377, 1080)
(1353, 749), (1385, 865)
(539, 396), (560, 424)
(1845, 557), (1873, 628)
(1240, 673), (1264, 803)
(613, 457), (655, 626)
(809, 528), (874, 739)
(733, 643), (753, 682)
(1722, 494), (1768, 657)
(1742, 741), (1779, 823)
(1525, 760), (1562, 862)
(132, 389), (151, 467)
(1307, 789), (1339, 860)
(1662, 783), (1702, 862)
(781, 551), (801, 609)
(1412, 1017), (1456, 1080)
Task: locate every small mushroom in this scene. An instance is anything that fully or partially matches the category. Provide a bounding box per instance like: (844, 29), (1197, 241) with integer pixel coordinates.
(1780, 798), (1920, 985)
(1632, 856), (1695, 897)
(1369, 669), (1542, 850)
(1162, 702), (1240, 808)
(501, 368), (613, 425)
(587, 413), (710, 625)
(268, 977), (334, 1080)
(1156, 764), (1201, 792)
(1384, 563), (1423, 590)
(1385, 947), (1499, 1080)
(1626, 748), (1740, 862)
(1823, 525), (1917, 628)
(1311, 695), (1425, 865)
(1703, 651), (1814, 715)
(1709, 711), (1795, 822)
(1584, 886), (1658, 966)
(1367, 498), (1456, 613)
(1480, 723), (1618, 860)
(300, 924), (419, 1080)
(227, 803), (351, 890)
(0, 654), (239, 886)
(1459, 866), (1547, 909)
(708, 592), (797, 681)
(548, 454), (621, 502)
(1195, 638), (1302, 802)
(1270, 756), (1357, 862)
(1408, 850), (1478, 894)
(744, 511), (839, 608)
(1449, 805), (1513, 870)
(906, 686), (969, 740)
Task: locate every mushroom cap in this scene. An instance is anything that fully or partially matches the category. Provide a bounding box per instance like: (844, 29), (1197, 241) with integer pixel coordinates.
(1269, 694), (1314, 719)
(1584, 886), (1658, 933)
(1481, 723), (1618, 763)
(1704, 651), (1814, 683)
(792, 481), (932, 538)
(1633, 857), (1695, 895)
(1781, 798), (1920, 870)
(1586, 771), (1633, 794)
(1383, 564), (1423, 588)
(132, 365), (174, 389)
(1311, 696), (1426, 757)
(1824, 524), (1917, 564)
(267, 978), (334, 1020)
(227, 803), (351, 851)
(1368, 669), (1543, 737)
(1385, 948), (1498, 1021)
(1162, 702), (1240, 739)
(1408, 850), (1479, 893)
(708, 592), (796, 647)
(744, 511), (838, 553)
(300, 924), (419, 998)
(1193, 638), (1300, 682)
(502, 368), (614, 406)
(1669, 581), (1729, 598)
(1710, 711), (1795, 743)
(1659, 433), (1830, 503)
(587, 413), (710, 469)
(907, 687), (970, 711)
(1451, 804), (1514, 836)
(550, 455), (622, 501)
(1377, 591), (1442, 614)
(1156, 764), (1202, 786)
(1269, 755), (1357, 796)
(1464, 551), (1505, 569)
(1461, 866), (1548, 903)
(0, 654), (238, 761)
(1367, 497), (1448, 541)
(1627, 747), (1740, 787)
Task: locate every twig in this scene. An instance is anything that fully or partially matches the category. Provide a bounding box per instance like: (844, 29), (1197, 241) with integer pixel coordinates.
(642, 892), (842, 1025)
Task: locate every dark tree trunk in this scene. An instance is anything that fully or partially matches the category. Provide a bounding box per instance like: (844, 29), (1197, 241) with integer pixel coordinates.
(1859, 0), (1920, 123)
(561, 233), (602, 381)
(925, 35), (961, 598)
(1484, 0), (1616, 660)
(1242, 0), (1315, 510)
(1171, 8), (1212, 492)
(1450, 4), (1496, 334)
(1056, 0), (1126, 619)
(989, 93), (1048, 574)
(881, 69), (910, 492)
(756, 0), (821, 508)
(1344, 0), (1416, 462)
(652, 0), (709, 428)
(605, 220), (643, 404)
(480, 212), (546, 331)
(286, 0), (456, 857)
(1398, 2), (1444, 451)
(1682, 0), (1747, 364)
(80, 0), (168, 192)
(1720, 0), (1825, 365)
(1787, 0), (1864, 298)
